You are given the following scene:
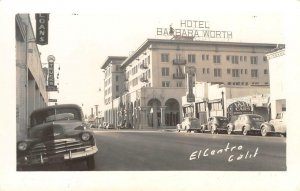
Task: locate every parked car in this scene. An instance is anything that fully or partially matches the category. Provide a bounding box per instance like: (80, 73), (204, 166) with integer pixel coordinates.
(260, 112), (286, 137)
(177, 117), (201, 133)
(17, 104), (98, 170)
(201, 116), (229, 134)
(227, 114), (265, 135)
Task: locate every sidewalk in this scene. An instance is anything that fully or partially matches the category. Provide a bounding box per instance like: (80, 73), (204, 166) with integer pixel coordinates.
(91, 126), (177, 132)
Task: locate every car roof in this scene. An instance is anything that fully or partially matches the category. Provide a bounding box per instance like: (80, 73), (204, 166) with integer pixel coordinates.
(30, 104), (82, 116)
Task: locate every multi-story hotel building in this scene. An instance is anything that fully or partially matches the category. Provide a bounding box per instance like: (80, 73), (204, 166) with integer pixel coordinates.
(101, 38), (280, 129)
(101, 56), (127, 125)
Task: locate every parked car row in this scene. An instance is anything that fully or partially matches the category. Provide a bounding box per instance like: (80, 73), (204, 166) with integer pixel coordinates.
(177, 112), (286, 137)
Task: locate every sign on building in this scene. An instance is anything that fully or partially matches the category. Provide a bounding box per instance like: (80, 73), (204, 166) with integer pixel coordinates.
(46, 55), (58, 92)
(35, 13), (49, 45)
(185, 66), (196, 103)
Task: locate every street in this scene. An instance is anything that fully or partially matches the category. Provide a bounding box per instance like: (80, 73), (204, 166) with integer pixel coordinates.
(26, 129), (286, 171)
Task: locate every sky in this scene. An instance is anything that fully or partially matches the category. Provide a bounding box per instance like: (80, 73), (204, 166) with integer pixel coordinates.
(26, 11), (286, 116)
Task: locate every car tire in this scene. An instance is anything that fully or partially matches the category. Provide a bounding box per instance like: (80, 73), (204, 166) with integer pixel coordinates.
(227, 126), (232, 135)
(86, 155), (95, 170)
(211, 127), (215, 134)
(242, 128), (248, 136)
(261, 126), (267, 136)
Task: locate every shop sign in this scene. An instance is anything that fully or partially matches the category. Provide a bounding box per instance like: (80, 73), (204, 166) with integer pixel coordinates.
(46, 55), (57, 92)
(185, 66), (196, 103)
(35, 13), (49, 45)
(227, 101), (252, 118)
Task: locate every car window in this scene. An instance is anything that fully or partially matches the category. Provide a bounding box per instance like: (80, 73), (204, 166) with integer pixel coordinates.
(30, 107), (81, 126)
(45, 113), (75, 122)
(250, 116), (264, 121)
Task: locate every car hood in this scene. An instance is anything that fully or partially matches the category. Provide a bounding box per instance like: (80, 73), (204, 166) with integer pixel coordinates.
(27, 120), (86, 141)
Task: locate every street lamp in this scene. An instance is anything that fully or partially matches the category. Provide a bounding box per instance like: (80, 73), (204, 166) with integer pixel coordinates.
(221, 90), (225, 117)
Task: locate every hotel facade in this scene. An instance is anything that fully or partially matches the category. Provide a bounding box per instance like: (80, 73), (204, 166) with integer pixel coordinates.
(101, 38), (280, 129)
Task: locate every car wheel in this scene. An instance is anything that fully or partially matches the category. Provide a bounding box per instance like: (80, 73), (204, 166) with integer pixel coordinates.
(227, 126), (232, 135)
(242, 128), (248, 136)
(211, 127), (215, 134)
(261, 126), (267, 136)
(86, 155), (95, 170)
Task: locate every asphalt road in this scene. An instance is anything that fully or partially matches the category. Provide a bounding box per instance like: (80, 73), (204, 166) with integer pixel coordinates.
(92, 130), (286, 171)
(25, 130), (286, 171)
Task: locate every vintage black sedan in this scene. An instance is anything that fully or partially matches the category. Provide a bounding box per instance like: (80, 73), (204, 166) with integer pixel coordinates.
(227, 114), (265, 135)
(201, 116), (229, 134)
(17, 104), (98, 170)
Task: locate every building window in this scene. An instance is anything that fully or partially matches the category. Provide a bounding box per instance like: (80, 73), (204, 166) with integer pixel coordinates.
(213, 55), (221, 64)
(245, 82), (248, 86)
(176, 81), (183, 87)
(188, 54), (196, 63)
(231, 56), (239, 64)
(241, 69), (243, 74)
(245, 69), (248, 74)
(161, 53), (169, 62)
(202, 68), (205, 74)
(116, 75), (118, 81)
(116, 85), (119, 92)
(232, 69), (240, 77)
(228, 82), (231, 85)
(263, 56), (268, 62)
(207, 68), (210, 74)
(161, 67), (169, 76)
(206, 55), (209, 60)
(240, 56), (243, 61)
(162, 81), (170, 87)
(202, 54), (205, 61)
(214, 68), (222, 77)
(251, 56), (258, 64)
(251, 69), (258, 78)
(264, 69), (268, 74)
(227, 69), (231, 74)
(244, 56), (247, 62)
(226, 55), (230, 61)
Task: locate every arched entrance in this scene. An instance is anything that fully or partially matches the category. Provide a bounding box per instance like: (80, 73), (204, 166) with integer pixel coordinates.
(147, 98), (161, 128)
(165, 98), (180, 126)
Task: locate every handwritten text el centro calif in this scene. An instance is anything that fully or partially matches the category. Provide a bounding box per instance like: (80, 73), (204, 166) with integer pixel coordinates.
(189, 143), (259, 162)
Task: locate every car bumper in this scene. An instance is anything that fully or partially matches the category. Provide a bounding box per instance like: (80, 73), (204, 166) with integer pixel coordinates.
(17, 145), (98, 167)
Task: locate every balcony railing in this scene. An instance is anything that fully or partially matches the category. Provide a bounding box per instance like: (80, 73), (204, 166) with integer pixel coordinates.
(173, 59), (187, 65)
(140, 64), (148, 69)
(173, 73), (185, 79)
(140, 77), (149, 82)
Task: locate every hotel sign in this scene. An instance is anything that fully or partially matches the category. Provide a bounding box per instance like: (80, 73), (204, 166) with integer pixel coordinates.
(35, 13), (49, 45)
(157, 20), (232, 39)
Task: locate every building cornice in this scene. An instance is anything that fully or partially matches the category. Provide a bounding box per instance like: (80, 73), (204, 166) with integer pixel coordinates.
(101, 56), (127, 69)
(266, 48), (285, 60)
(120, 38), (283, 68)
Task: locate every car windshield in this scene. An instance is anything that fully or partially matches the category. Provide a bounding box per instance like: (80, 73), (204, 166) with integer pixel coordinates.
(30, 107), (81, 127)
(249, 116), (264, 121)
(217, 117), (228, 122)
